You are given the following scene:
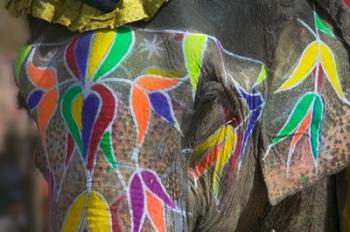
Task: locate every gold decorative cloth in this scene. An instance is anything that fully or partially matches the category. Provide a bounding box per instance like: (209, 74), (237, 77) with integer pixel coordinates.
(6, 0), (167, 32)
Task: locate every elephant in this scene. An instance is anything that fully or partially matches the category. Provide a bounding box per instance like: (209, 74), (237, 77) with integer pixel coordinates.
(9, 0), (350, 231)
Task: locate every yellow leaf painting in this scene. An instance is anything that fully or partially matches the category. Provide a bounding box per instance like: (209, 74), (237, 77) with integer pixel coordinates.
(319, 42), (345, 101)
(276, 41), (319, 92)
(213, 127), (237, 196)
(63, 191), (112, 232)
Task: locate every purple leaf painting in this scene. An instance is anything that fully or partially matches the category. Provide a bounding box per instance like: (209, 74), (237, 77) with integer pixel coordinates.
(141, 170), (176, 209)
(149, 92), (175, 125)
(129, 174), (145, 232)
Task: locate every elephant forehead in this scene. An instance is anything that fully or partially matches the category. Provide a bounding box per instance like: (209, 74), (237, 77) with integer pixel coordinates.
(15, 26), (266, 232)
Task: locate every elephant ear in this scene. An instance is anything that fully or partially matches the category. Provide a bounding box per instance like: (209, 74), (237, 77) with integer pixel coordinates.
(261, 12), (350, 205)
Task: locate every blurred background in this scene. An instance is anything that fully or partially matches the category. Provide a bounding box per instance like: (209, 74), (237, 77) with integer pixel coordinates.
(0, 1), (48, 231)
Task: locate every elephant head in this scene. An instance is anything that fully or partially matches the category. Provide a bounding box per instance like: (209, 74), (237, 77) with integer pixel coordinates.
(12, 0), (350, 231)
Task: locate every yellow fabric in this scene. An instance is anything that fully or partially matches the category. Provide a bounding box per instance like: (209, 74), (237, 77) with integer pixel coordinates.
(6, 0), (167, 32)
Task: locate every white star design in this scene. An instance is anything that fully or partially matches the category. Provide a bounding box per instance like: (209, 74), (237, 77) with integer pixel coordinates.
(138, 35), (164, 60)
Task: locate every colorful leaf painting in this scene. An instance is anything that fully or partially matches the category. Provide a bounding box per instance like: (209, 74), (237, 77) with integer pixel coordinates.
(253, 65), (268, 87)
(62, 191), (111, 232)
(15, 45), (32, 82)
(238, 88), (264, 164)
(314, 14), (335, 38)
(65, 27), (134, 82)
(275, 16), (348, 104)
(128, 170), (177, 232)
(183, 34), (208, 90)
(271, 92), (317, 145)
(192, 125), (237, 197)
(27, 89), (44, 111)
(131, 75), (183, 147)
(276, 41), (319, 92)
(26, 64), (58, 145)
(268, 92), (324, 170)
(61, 27), (133, 172)
(146, 190), (166, 232)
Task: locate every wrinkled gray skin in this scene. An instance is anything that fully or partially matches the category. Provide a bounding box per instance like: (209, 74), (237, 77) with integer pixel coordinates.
(22, 0), (350, 231)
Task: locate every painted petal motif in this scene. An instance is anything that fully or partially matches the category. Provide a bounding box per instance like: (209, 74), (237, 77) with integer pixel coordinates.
(309, 94), (324, 162)
(137, 75), (181, 92)
(287, 111), (312, 170)
(146, 190), (166, 232)
(271, 92), (316, 146)
(38, 89), (58, 145)
(192, 127), (228, 160)
(239, 88), (263, 111)
(183, 34), (208, 90)
(253, 65), (268, 87)
(141, 170), (176, 209)
(131, 85), (151, 146)
(92, 27), (134, 81)
(149, 92), (175, 125)
(100, 131), (117, 169)
(213, 126), (237, 195)
(15, 45), (32, 82)
(315, 14), (335, 38)
(75, 32), (94, 82)
(62, 86), (83, 154)
(319, 42), (347, 103)
(65, 27), (133, 82)
(82, 93), (100, 160)
(63, 191), (112, 232)
(238, 88), (264, 161)
(86, 191), (112, 232)
(129, 174), (145, 232)
(27, 63), (57, 89)
(65, 37), (81, 80)
(88, 84), (117, 171)
(193, 144), (224, 176)
(63, 192), (87, 232)
(27, 89), (44, 111)
(276, 41), (319, 92)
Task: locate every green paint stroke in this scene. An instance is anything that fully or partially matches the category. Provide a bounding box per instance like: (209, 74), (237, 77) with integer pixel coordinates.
(309, 94), (324, 161)
(315, 14), (335, 38)
(62, 86), (83, 154)
(272, 92), (317, 145)
(253, 65), (268, 87)
(93, 27), (134, 81)
(184, 34), (208, 90)
(100, 131), (117, 169)
(15, 45), (32, 83)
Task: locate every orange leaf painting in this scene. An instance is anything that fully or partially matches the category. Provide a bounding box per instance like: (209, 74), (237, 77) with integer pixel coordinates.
(146, 190), (166, 232)
(37, 89), (58, 145)
(27, 63), (57, 89)
(136, 75), (180, 92)
(131, 85), (151, 146)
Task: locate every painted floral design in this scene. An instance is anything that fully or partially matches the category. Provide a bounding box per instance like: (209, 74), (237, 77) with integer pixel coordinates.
(128, 169), (177, 232)
(264, 12), (349, 173)
(61, 27), (134, 172)
(62, 191), (112, 232)
(130, 75), (184, 149)
(26, 60), (59, 146)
